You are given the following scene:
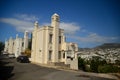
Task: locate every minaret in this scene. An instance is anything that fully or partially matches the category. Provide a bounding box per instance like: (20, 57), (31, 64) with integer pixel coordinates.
(31, 21), (39, 62)
(16, 34), (18, 39)
(51, 13), (59, 62)
(10, 37), (12, 40)
(24, 31), (29, 50)
(34, 21), (39, 30)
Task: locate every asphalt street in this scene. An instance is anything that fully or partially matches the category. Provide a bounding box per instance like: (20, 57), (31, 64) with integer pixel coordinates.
(0, 55), (118, 80)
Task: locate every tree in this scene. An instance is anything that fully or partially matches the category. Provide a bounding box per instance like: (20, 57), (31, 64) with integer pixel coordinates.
(78, 57), (86, 71)
(90, 56), (101, 72)
(0, 41), (4, 54)
(98, 65), (120, 73)
(22, 48), (31, 57)
(90, 56), (107, 72)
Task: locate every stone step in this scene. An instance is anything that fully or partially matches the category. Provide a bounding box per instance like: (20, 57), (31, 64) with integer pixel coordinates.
(47, 62), (70, 68)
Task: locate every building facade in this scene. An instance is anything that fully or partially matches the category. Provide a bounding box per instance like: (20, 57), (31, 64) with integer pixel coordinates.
(31, 13), (78, 70)
(4, 31), (29, 57)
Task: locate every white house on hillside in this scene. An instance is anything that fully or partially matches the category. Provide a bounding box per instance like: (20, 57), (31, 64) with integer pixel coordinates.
(31, 13), (78, 70)
(4, 31), (29, 57)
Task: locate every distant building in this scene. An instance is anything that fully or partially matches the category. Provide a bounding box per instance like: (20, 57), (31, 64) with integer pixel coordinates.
(77, 47), (120, 64)
(31, 13), (78, 70)
(4, 31), (29, 57)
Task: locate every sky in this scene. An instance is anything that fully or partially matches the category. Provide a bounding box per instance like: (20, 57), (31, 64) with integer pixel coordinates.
(0, 0), (120, 48)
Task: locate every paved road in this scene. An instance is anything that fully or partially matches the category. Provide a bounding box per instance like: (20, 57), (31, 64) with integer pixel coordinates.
(0, 56), (118, 80)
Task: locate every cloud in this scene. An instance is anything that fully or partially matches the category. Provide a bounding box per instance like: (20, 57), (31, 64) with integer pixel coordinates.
(43, 22), (80, 34)
(0, 14), (80, 34)
(0, 18), (34, 32)
(0, 14), (40, 32)
(0, 14), (119, 48)
(60, 22), (80, 34)
(69, 33), (120, 44)
(14, 14), (39, 21)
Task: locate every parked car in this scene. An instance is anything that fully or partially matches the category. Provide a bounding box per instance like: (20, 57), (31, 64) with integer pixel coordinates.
(17, 55), (29, 63)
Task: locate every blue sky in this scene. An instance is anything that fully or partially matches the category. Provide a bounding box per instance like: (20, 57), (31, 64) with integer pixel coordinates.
(0, 0), (120, 48)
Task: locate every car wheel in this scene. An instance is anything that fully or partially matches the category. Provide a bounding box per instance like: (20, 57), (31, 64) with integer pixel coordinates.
(19, 60), (22, 63)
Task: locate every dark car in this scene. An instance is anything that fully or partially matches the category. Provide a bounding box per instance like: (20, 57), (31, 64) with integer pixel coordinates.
(17, 55), (30, 63)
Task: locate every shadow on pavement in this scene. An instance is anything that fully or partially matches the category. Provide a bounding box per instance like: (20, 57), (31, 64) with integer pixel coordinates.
(0, 60), (14, 80)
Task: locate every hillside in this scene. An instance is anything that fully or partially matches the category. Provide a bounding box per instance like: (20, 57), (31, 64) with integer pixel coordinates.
(95, 43), (120, 49)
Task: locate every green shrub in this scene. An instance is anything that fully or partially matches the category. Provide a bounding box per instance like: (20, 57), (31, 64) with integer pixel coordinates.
(90, 59), (99, 72)
(90, 56), (107, 72)
(98, 65), (120, 73)
(78, 57), (86, 71)
(90, 57), (100, 72)
(85, 64), (91, 72)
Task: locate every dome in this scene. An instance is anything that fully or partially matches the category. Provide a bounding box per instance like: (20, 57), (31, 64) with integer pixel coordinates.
(34, 21), (39, 26)
(52, 13), (59, 17)
(35, 21), (38, 24)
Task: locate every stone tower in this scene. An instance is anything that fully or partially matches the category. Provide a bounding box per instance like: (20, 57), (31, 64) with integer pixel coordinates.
(16, 34), (18, 39)
(34, 21), (39, 30)
(31, 21), (39, 62)
(51, 13), (59, 62)
(24, 31), (29, 50)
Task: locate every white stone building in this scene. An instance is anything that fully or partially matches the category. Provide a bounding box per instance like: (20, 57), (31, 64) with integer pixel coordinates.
(31, 13), (78, 70)
(4, 31), (29, 57)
